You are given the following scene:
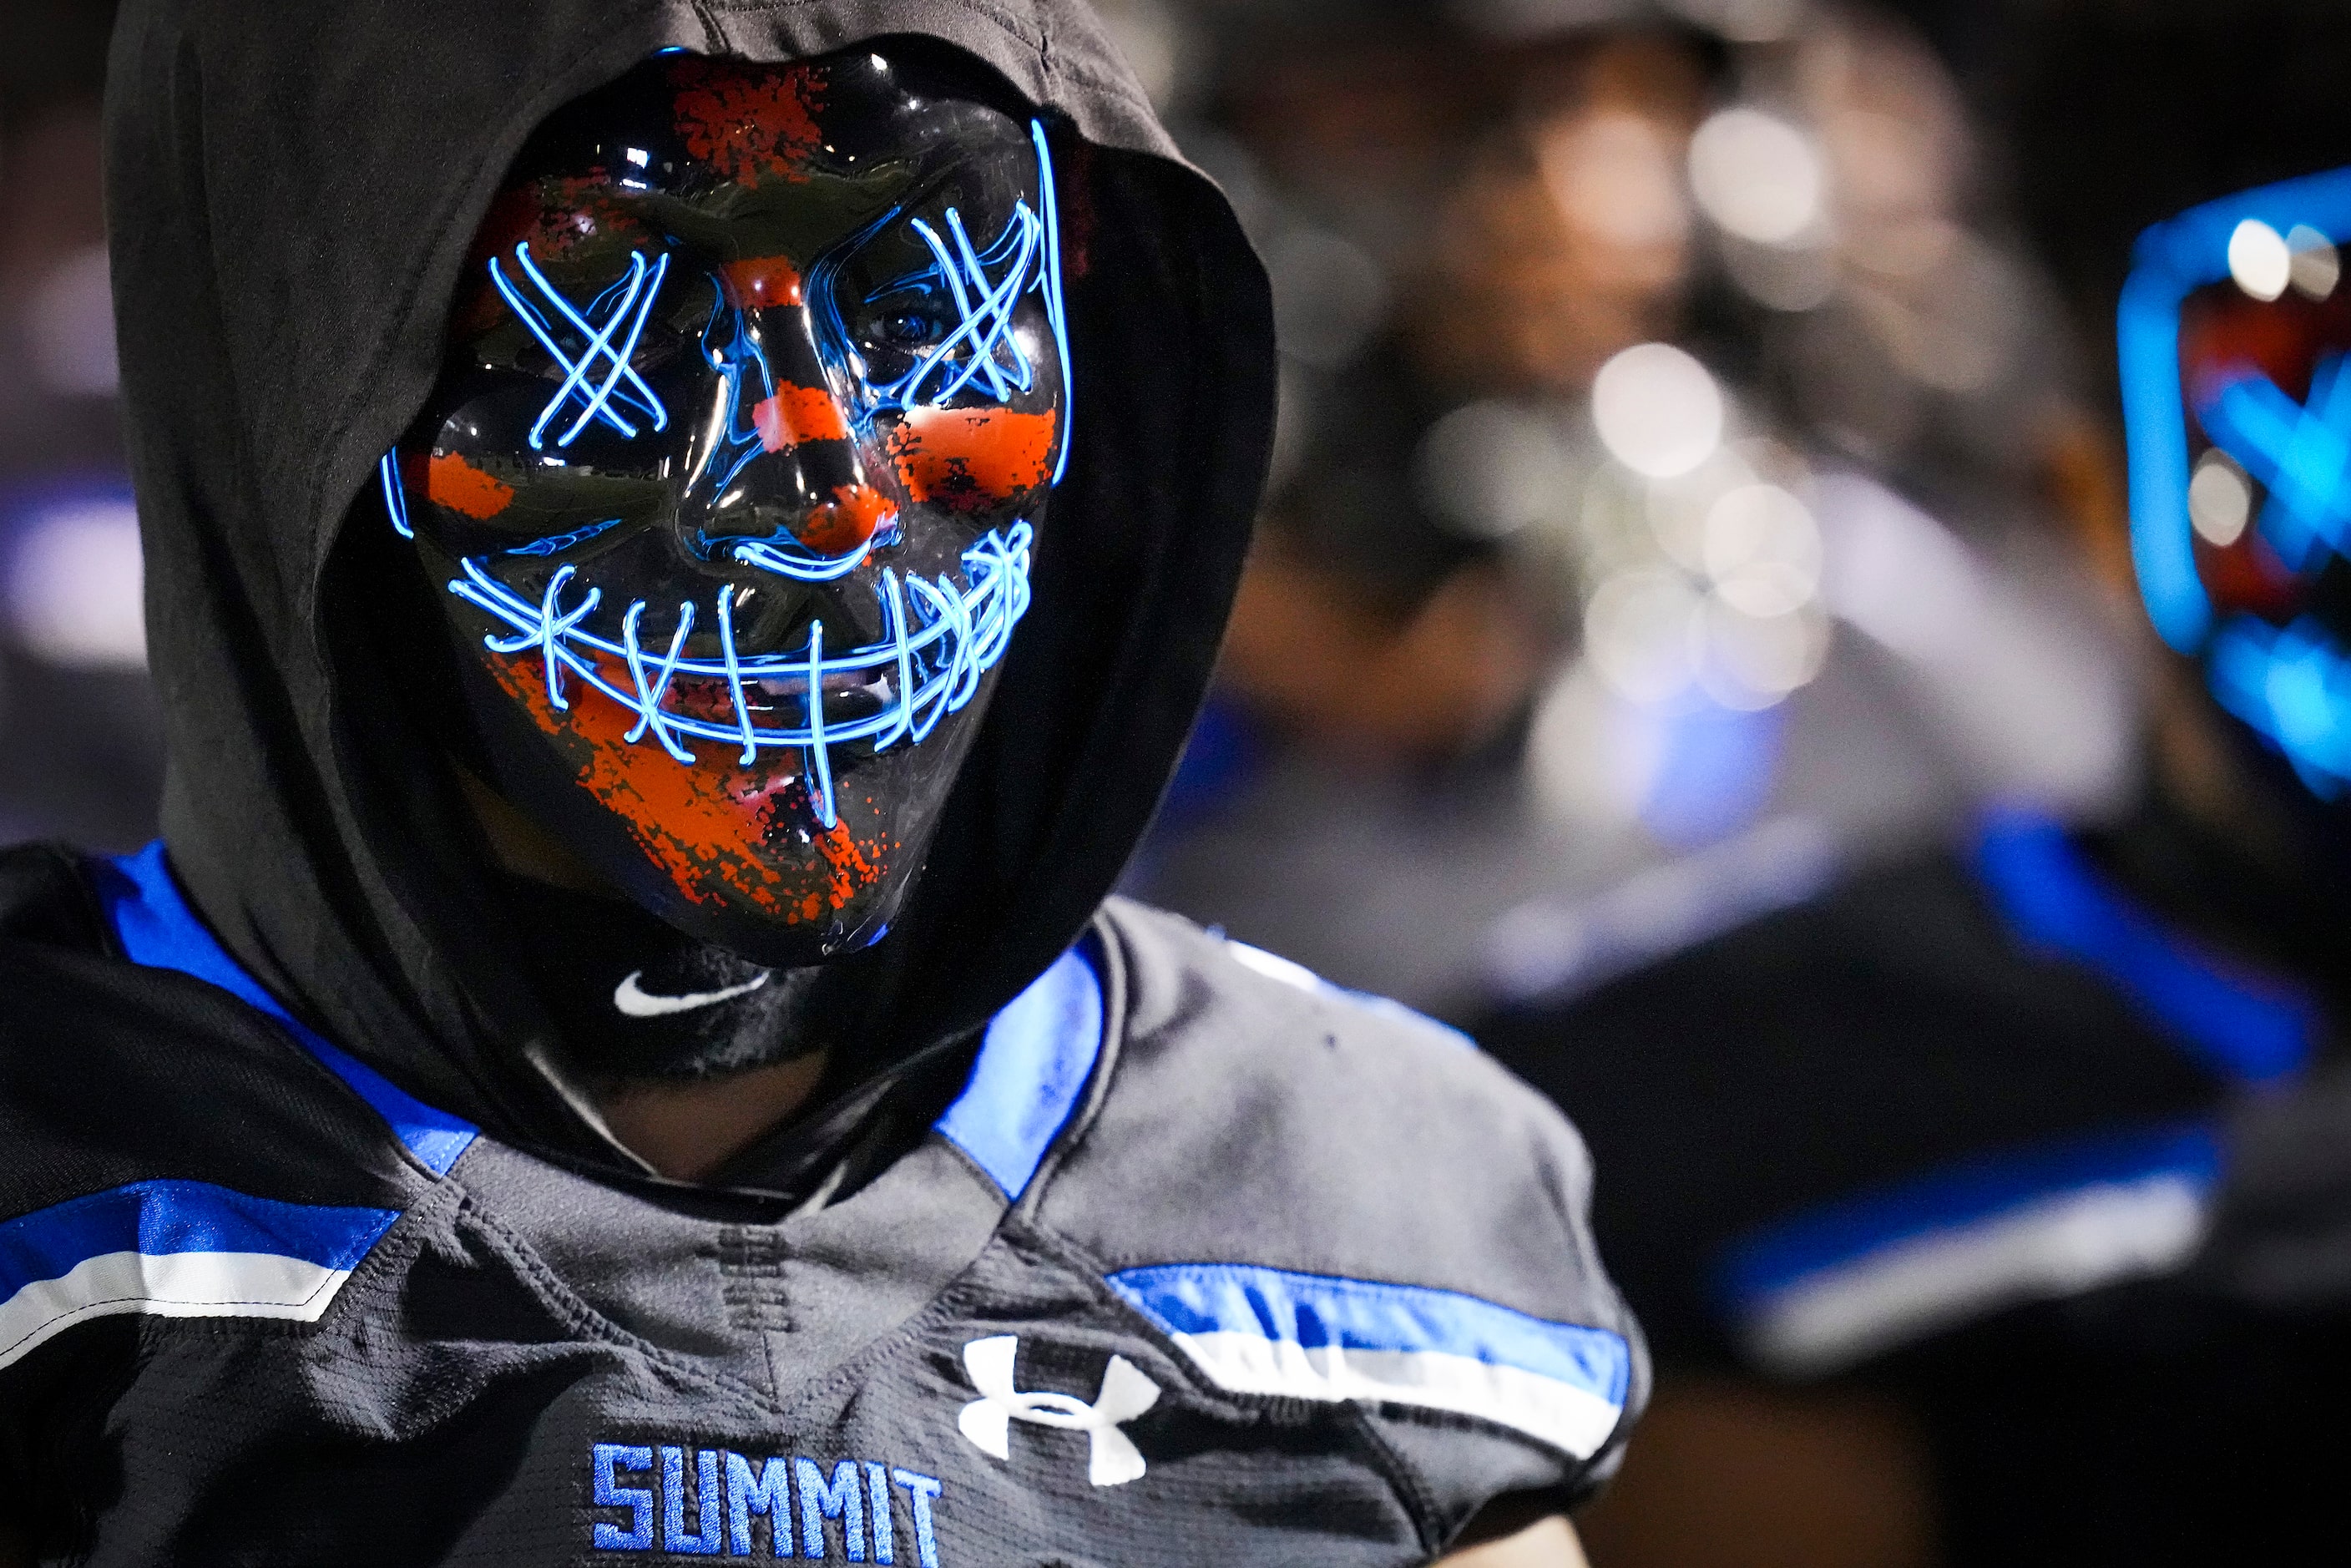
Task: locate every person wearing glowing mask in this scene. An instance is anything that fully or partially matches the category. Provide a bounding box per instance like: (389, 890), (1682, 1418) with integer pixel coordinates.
(0, 3), (1643, 1564)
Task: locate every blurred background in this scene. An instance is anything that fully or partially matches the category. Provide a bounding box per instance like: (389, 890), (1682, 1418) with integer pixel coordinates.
(0, 0), (153, 851)
(1109, 0), (2143, 1025)
(0, 0), (2139, 959)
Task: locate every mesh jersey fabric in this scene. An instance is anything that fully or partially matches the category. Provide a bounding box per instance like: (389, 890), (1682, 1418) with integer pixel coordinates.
(0, 847), (1642, 1563)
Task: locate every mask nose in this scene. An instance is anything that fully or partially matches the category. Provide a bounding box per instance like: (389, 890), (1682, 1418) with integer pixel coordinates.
(675, 302), (898, 564)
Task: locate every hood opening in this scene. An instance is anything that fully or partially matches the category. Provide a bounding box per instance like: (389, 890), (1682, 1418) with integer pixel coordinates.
(108, 0), (1275, 1171)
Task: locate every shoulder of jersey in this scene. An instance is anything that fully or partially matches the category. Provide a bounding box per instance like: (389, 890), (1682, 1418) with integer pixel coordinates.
(1125, 894), (1478, 1039)
(0, 842), (432, 1229)
(1048, 900), (1615, 1249)
(1014, 898), (1641, 1491)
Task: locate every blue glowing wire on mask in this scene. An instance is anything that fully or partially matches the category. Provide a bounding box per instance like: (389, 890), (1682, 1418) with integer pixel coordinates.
(689, 293), (897, 584)
(2122, 164), (2351, 804)
(859, 127), (1066, 420)
(2194, 355), (2351, 572)
(727, 120), (1068, 581)
(1034, 120), (1073, 485)
(882, 205), (1043, 406)
(2207, 615), (2351, 797)
(380, 453), (414, 539)
(389, 119), (1069, 829)
(488, 243), (672, 450)
(447, 524), (1034, 827)
(506, 518), (621, 558)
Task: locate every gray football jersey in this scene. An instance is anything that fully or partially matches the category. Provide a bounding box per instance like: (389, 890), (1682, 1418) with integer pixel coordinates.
(0, 847), (1644, 1564)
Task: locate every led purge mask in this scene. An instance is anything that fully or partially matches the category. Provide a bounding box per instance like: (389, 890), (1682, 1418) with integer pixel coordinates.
(2123, 167), (2351, 801)
(387, 49), (1069, 965)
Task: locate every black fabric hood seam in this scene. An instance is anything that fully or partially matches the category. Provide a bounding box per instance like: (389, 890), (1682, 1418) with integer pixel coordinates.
(1346, 1401), (1449, 1561)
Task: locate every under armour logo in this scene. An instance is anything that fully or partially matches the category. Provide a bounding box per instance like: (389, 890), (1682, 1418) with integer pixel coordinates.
(955, 1335), (1159, 1487)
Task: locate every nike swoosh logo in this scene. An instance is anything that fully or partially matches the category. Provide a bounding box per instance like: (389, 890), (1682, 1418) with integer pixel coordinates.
(612, 969), (771, 1019)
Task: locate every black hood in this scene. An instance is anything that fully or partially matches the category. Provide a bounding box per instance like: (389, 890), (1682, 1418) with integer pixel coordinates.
(102, 0), (1274, 1170)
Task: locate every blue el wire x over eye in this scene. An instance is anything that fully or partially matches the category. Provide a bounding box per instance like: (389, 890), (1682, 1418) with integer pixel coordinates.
(2194, 354), (2351, 573)
(488, 244), (673, 452)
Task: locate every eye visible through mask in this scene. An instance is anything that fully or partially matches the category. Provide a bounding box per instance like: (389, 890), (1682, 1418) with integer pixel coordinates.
(387, 48), (1070, 965)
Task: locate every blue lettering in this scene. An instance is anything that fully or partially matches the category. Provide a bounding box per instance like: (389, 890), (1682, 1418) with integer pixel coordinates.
(662, 1445), (723, 1555)
(592, 1444), (655, 1552)
(864, 1462), (894, 1565)
(795, 1458), (867, 1562)
(890, 1471), (943, 1568)
(600, 1441), (934, 1562)
(725, 1452), (792, 1557)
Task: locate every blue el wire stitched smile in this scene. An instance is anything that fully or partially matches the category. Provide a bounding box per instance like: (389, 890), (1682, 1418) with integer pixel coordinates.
(379, 120), (1070, 828)
(449, 524), (1034, 830)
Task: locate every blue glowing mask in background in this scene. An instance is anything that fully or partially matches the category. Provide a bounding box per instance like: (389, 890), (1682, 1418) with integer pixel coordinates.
(388, 48), (1069, 965)
(2121, 167), (2351, 801)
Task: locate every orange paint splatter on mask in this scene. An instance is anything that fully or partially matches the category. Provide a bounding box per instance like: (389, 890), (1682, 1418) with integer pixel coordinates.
(455, 179), (654, 338)
(672, 61), (827, 187)
(721, 255), (806, 309)
(887, 407), (1058, 511)
(483, 650), (892, 923)
(796, 814), (887, 923)
(797, 485), (898, 555)
(752, 384), (851, 453)
(469, 177), (649, 269)
(424, 453), (516, 519)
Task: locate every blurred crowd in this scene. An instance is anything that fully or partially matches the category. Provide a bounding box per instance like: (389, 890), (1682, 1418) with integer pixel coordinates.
(1106, 0), (2138, 1025)
(0, 0), (153, 851)
(18, 0), (2351, 1562)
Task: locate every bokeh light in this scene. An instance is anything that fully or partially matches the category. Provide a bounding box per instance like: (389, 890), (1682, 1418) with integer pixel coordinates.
(1689, 108), (1827, 246)
(2229, 219), (2293, 303)
(1592, 342), (1725, 478)
(4, 488), (144, 669)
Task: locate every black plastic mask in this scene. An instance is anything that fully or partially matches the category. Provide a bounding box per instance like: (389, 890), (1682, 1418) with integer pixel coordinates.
(387, 48), (1068, 968)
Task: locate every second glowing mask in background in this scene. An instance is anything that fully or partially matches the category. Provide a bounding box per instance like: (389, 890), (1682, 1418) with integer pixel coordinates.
(2121, 169), (2351, 800)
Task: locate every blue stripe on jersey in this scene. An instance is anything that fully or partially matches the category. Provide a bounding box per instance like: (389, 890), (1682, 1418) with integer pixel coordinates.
(100, 842), (478, 1176)
(934, 943), (1105, 1200)
(1970, 808), (2313, 1085)
(1106, 1263), (1631, 1458)
(0, 1179), (398, 1287)
(0, 1179), (399, 1373)
(1716, 1122), (2219, 1375)
(1107, 1262), (1634, 1404)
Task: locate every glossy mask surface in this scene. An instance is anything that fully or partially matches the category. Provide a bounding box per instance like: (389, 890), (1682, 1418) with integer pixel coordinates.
(391, 50), (1068, 964)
